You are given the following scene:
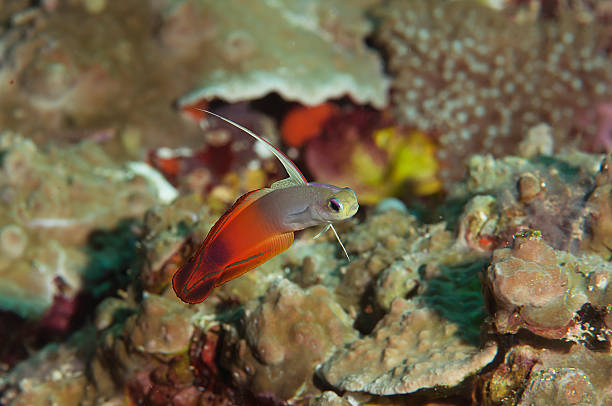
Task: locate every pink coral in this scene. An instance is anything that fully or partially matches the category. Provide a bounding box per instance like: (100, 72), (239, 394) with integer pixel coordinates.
(595, 102), (612, 151)
(485, 232), (612, 341)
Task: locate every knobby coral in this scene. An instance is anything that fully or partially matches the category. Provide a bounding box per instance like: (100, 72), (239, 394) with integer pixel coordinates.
(0, 133), (163, 318)
(374, 0), (612, 182)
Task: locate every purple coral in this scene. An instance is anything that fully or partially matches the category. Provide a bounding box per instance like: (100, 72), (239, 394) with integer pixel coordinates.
(595, 102), (612, 151)
(374, 0), (612, 181)
(485, 232), (612, 341)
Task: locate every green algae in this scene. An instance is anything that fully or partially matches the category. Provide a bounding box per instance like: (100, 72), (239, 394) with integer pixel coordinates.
(82, 219), (143, 298)
(423, 260), (489, 345)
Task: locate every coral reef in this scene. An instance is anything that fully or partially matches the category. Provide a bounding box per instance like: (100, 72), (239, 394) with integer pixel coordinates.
(0, 132), (164, 318)
(304, 107), (441, 205)
(374, 0), (612, 181)
(479, 344), (612, 406)
(176, 0), (388, 109)
(3, 146), (611, 405)
(320, 298), (498, 395)
(221, 280), (357, 402)
(0, 0), (208, 147)
(3, 1), (612, 404)
(450, 150), (609, 254)
(485, 232), (612, 342)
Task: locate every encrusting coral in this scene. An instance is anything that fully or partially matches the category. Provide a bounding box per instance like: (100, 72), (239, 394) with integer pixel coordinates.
(485, 231), (612, 342)
(374, 0), (612, 182)
(319, 298), (498, 396)
(176, 0), (388, 109)
(221, 280), (358, 401)
(479, 344), (612, 406)
(0, 132), (164, 319)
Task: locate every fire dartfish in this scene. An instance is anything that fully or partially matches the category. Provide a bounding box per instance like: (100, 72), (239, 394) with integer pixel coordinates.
(173, 110), (359, 303)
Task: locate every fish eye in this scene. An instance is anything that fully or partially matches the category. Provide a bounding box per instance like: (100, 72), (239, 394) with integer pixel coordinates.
(328, 197), (342, 212)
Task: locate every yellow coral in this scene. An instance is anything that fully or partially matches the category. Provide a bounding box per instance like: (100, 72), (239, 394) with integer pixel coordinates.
(349, 143), (389, 204)
(374, 127), (441, 197)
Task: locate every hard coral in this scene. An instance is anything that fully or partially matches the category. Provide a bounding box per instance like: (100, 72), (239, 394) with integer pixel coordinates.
(485, 232), (612, 342)
(221, 280), (357, 402)
(480, 344), (612, 406)
(0, 0), (206, 147)
(374, 0), (612, 182)
(176, 0), (388, 109)
(0, 133), (161, 318)
(320, 298), (498, 395)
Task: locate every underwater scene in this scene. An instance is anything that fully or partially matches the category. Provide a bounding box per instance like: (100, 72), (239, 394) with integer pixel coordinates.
(0, 0), (611, 405)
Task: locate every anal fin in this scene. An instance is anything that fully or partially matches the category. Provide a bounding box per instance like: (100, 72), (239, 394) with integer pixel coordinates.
(215, 231), (294, 287)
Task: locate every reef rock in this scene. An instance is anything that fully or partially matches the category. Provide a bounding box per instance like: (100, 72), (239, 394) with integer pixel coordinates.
(481, 344), (612, 406)
(176, 0), (388, 108)
(485, 232), (612, 343)
(320, 298), (498, 395)
(221, 279), (358, 402)
(0, 133), (166, 318)
(583, 154), (612, 258)
(451, 151), (608, 254)
(374, 0), (612, 182)
(0, 331), (96, 406)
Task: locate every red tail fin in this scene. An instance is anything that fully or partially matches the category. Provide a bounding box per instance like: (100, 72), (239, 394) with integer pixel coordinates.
(172, 248), (220, 303)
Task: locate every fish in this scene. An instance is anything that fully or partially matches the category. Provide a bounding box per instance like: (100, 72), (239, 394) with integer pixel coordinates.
(172, 110), (359, 303)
